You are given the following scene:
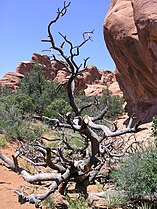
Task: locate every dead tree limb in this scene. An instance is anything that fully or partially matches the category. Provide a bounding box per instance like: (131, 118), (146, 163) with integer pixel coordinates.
(0, 151), (63, 183)
(16, 168), (70, 207)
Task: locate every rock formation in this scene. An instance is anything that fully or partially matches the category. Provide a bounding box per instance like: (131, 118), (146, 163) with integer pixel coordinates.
(16, 53), (56, 80)
(0, 53), (121, 97)
(0, 72), (24, 91)
(104, 0), (157, 122)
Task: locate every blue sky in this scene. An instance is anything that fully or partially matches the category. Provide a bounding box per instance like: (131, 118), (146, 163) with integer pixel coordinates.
(0, 0), (114, 78)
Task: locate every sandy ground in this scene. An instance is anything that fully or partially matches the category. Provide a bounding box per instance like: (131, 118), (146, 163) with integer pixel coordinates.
(0, 142), (35, 209)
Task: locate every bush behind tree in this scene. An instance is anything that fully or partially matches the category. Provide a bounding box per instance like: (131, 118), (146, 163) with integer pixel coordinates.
(111, 118), (157, 204)
(0, 91), (45, 142)
(112, 148), (157, 197)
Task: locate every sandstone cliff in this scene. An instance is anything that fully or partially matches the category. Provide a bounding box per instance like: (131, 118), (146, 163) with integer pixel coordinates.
(104, 0), (157, 122)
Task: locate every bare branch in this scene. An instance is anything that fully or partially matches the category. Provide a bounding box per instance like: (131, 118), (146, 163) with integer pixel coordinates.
(107, 141), (142, 157)
(0, 151), (15, 170)
(47, 2), (75, 73)
(16, 168), (70, 206)
(87, 114), (143, 138)
(45, 148), (66, 173)
(42, 116), (71, 129)
(0, 2), (147, 208)
(79, 103), (93, 114)
(0, 151), (63, 183)
(83, 57), (90, 68)
(91, 103), (109, 122)
(83, 30), (95, 41)
(41, 39), (51, 42)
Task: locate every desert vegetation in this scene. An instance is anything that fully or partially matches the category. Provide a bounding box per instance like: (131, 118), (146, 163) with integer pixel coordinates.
(0, 1), (156, 209)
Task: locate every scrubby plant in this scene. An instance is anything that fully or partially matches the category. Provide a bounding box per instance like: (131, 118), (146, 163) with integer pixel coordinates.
(0, 85), (12, 96)
(2, 93), (34, 116)
(75, 88), (124, 121)
(0, 135), (7, 147)
(99, 87), (124, 119)
(105, 191), (130, 208)
(110, 115), (157, 207)
(136, 202), (153, 209)
(43, 196), (56, 209)
(18, 62), (70, 118)
(66, 195), (88, 209)
(151, 116), (157, 147)
(112, 147), (157, 198)
(44, 98), (71, 119)
(18, 63), (55, 114)
(0, 92), (45, 141)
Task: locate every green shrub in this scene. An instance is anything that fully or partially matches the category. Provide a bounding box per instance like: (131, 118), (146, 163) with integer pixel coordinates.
(151, 116), (157, 147)
(0, 94), (45, 141)
(43, 196), (56, 209)
(18, 62), (68, 115)
(75, 88), (124, 120)
(104, 191), (130, 208)
(66, 195), (88, 209)
(112, 147), (157, 197)
(0, 135), (7, 147)
(136, 202), (153, 209)
(99, 88), (124, 119)
(18, 63), (53, 114)
(0, 85), (12, 96)
(44, 98), (71, 119)
(2, 93), (34, 116)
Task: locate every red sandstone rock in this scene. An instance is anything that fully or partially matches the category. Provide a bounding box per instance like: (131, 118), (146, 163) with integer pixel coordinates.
(31, 53), (52, 68)
(1, 53), (122, 97)
(16, 61), (33, 75)
(52, 60), (68, 70)
(54, 70), (69, 84)
(0, 72), (24, 91)
(81, 66), (101, 84)
(108, 75), (123, 96)
(85, 84), (107, 96)
(16, 53), (56, 80)
(104, 0), (157, 122)
(49, 64), (119, 96)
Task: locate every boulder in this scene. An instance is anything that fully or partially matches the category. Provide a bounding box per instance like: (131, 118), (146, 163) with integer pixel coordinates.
(84, 84), (107, 96)
(104, 0), (157, 122)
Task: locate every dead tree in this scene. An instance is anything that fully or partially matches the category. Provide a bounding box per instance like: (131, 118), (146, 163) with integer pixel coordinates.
(0, 1), (144, 208)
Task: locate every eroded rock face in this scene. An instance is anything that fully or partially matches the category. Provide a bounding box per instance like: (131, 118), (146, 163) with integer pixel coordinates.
(0, 53), (122, 97)
(51, 65), (116, 96)
(0, 72), (24, 91)
(83, 68), (114, 96)
(31, 53), (52, 68)
(104, 0), (157, 122)
(16, 53), (56, 80)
